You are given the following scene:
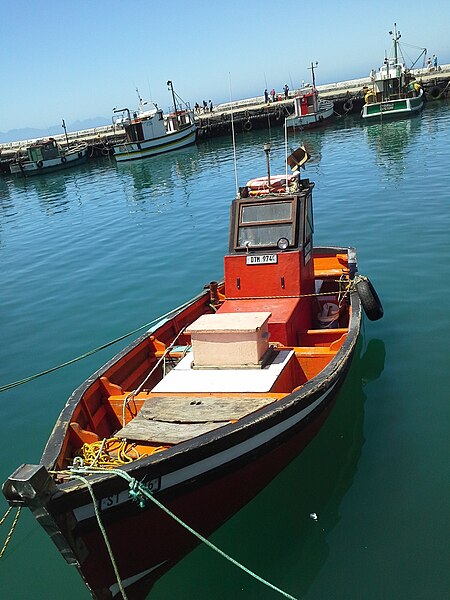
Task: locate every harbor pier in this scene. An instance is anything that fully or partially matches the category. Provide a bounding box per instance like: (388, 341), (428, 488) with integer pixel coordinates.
(1, 66), (449, 175)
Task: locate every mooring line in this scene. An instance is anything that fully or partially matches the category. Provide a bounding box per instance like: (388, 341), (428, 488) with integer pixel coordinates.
(0, 507), (21, 560)
(69, 467), (298, 600)
(0, 294), (203, 394)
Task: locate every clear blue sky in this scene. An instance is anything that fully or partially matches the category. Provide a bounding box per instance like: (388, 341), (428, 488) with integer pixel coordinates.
(0, 0), (448, 132)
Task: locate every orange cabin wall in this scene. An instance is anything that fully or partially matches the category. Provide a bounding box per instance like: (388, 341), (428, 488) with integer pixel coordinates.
(224, 251), (314, 299)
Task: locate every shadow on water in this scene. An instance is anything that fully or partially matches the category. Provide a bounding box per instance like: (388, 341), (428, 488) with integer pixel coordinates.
(151, 338), (386, 599)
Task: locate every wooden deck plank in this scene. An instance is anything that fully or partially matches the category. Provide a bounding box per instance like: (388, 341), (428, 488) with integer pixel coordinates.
(115, 419), (227, 444)
(139, 395), (276, 423)
(114, 394), (277, 443)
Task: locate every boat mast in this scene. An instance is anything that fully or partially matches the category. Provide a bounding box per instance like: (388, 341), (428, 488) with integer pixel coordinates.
(167, 80), (180, 128)
(389, 23), (401, 65)
(309, 61), (319, 89)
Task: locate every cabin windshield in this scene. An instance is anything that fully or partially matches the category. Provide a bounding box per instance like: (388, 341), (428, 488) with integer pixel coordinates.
(236, 199), (295, 249)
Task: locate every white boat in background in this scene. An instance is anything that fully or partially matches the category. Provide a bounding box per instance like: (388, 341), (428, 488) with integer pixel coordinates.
(361, 24), (424, 121)
(286, 63), (334, 130)
(113, 82), (197, 162)
(10, 139), (88, 176)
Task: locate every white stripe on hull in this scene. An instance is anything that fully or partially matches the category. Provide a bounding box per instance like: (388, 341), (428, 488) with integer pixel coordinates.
(73, 379), (339, 523)
(114, 128), (196, 162)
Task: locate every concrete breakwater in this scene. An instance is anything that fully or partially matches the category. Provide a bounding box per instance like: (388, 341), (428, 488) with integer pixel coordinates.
(1, 66), (449, 174)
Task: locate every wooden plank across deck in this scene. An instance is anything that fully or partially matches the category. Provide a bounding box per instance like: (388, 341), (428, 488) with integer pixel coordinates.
(115, 394), (277, 444)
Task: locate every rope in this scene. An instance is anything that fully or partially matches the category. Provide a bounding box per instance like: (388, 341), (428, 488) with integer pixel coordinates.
(0, 294), (204, 394)
(69, 467), (298, 599)
(226, 286), (352, 301)
(69, 473), (129, 600)
(0, 507), (21, 560)
(120, 327), (187, 427)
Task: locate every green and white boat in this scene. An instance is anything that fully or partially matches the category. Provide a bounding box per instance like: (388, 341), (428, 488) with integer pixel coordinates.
(361, 24), (424, 121)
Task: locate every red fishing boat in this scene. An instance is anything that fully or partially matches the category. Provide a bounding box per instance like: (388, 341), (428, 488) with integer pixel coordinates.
(3, 146), (382, 599)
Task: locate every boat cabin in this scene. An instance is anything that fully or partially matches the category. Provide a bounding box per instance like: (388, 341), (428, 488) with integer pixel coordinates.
(218, 175), (317, 346)
(165, 110), (193, 133)
(293, 89), (319, 117)
(27, 139), (61, 162)
(369, 58), (419, 103)
(124, 108), (166, 142)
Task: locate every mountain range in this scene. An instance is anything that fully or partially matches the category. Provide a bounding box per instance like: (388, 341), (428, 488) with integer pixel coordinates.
(0, 117), (111, 144)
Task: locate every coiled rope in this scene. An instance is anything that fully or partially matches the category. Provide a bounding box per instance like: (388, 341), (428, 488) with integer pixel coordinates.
(68, 466), (298, 600)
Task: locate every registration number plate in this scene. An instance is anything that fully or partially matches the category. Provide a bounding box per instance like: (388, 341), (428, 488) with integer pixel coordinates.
(246, 254), (278, 265)
(100, 477), (161, 511)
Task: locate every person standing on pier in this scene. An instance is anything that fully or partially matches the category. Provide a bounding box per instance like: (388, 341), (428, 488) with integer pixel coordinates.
(202, 100), (208, 113)
(284, 84), (289, 99)
(271, 88), (276, 102)
(264, 89), (269, 103)
(209, 100), (213, 112)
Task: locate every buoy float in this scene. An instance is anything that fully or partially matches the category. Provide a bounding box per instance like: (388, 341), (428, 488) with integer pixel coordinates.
(246, 174), (296, 195)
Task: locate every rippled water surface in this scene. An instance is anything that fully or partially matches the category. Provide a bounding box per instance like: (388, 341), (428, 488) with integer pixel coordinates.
(1, 102), (449, 599)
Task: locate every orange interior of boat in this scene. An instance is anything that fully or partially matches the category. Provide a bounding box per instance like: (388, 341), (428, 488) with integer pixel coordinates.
(57, 253), (351, 470)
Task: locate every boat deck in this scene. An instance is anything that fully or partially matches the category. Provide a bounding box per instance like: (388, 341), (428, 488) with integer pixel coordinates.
(115, 393), (279, 444)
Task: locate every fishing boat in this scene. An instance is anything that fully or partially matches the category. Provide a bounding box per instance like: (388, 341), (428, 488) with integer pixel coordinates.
(113, 82), (197, 162)
(285, 62), (334, 130)
(3, 145), (382, 599)
(9, 138), (88, 176)
(361, 24), (424, 121)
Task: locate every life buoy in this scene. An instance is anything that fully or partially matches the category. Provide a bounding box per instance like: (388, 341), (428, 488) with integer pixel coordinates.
(243, 119), (252, 131)
(61, 156), (67, 164)
(343, 99), (353, 112)
(428, 85), (443, 100)
(355, 277), (383, 321)
(36, 160), (43, 169)
(247, 174), (295, 195)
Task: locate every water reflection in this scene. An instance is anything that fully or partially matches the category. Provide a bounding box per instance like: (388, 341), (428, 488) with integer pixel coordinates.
(115, 145), (201, 204)
(365, 116), (421, 179)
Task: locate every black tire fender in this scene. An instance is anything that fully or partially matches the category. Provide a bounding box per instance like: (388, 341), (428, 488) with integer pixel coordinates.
(429, 86), (442, 100)
(343, 99), (353, 112)
(243, 119), (252, 132)
(355, 276), (383, 321)
(61, 156), (67, 164)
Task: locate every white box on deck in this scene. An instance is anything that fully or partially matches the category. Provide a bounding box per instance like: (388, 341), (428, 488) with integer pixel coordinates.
(185, 312), (271, 368)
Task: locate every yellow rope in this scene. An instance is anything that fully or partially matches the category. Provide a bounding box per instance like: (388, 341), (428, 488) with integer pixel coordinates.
(0, 507), (21, 560)
(79, 438), (166, 469)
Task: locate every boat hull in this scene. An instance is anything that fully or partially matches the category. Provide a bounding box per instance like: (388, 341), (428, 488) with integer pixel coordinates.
(113, 125), (197, 162)
(285, 102), (334, 130)
(361, 90), (424, 120)
(69, 382), (346, 599)
(10, 146), (88, 176)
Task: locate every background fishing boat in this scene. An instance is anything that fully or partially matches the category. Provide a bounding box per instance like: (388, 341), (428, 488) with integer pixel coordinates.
(361, 24), (425, 120)
(113, 82), (197, 162)
(286, 63), (334, 130)
(10, 138), (88, 176)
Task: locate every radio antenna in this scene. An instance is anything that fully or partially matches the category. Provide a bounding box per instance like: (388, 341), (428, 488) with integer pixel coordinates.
(229, 73), (239, 198)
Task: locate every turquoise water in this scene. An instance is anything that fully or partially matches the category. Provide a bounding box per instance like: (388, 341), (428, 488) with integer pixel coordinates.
(1, 102), (449, 599)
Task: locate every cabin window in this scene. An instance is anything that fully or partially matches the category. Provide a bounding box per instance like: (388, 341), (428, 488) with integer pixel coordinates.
(237, 200), (295, 249)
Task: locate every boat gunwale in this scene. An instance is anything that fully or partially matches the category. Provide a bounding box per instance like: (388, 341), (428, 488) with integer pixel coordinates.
(39, 246), (361, 507)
